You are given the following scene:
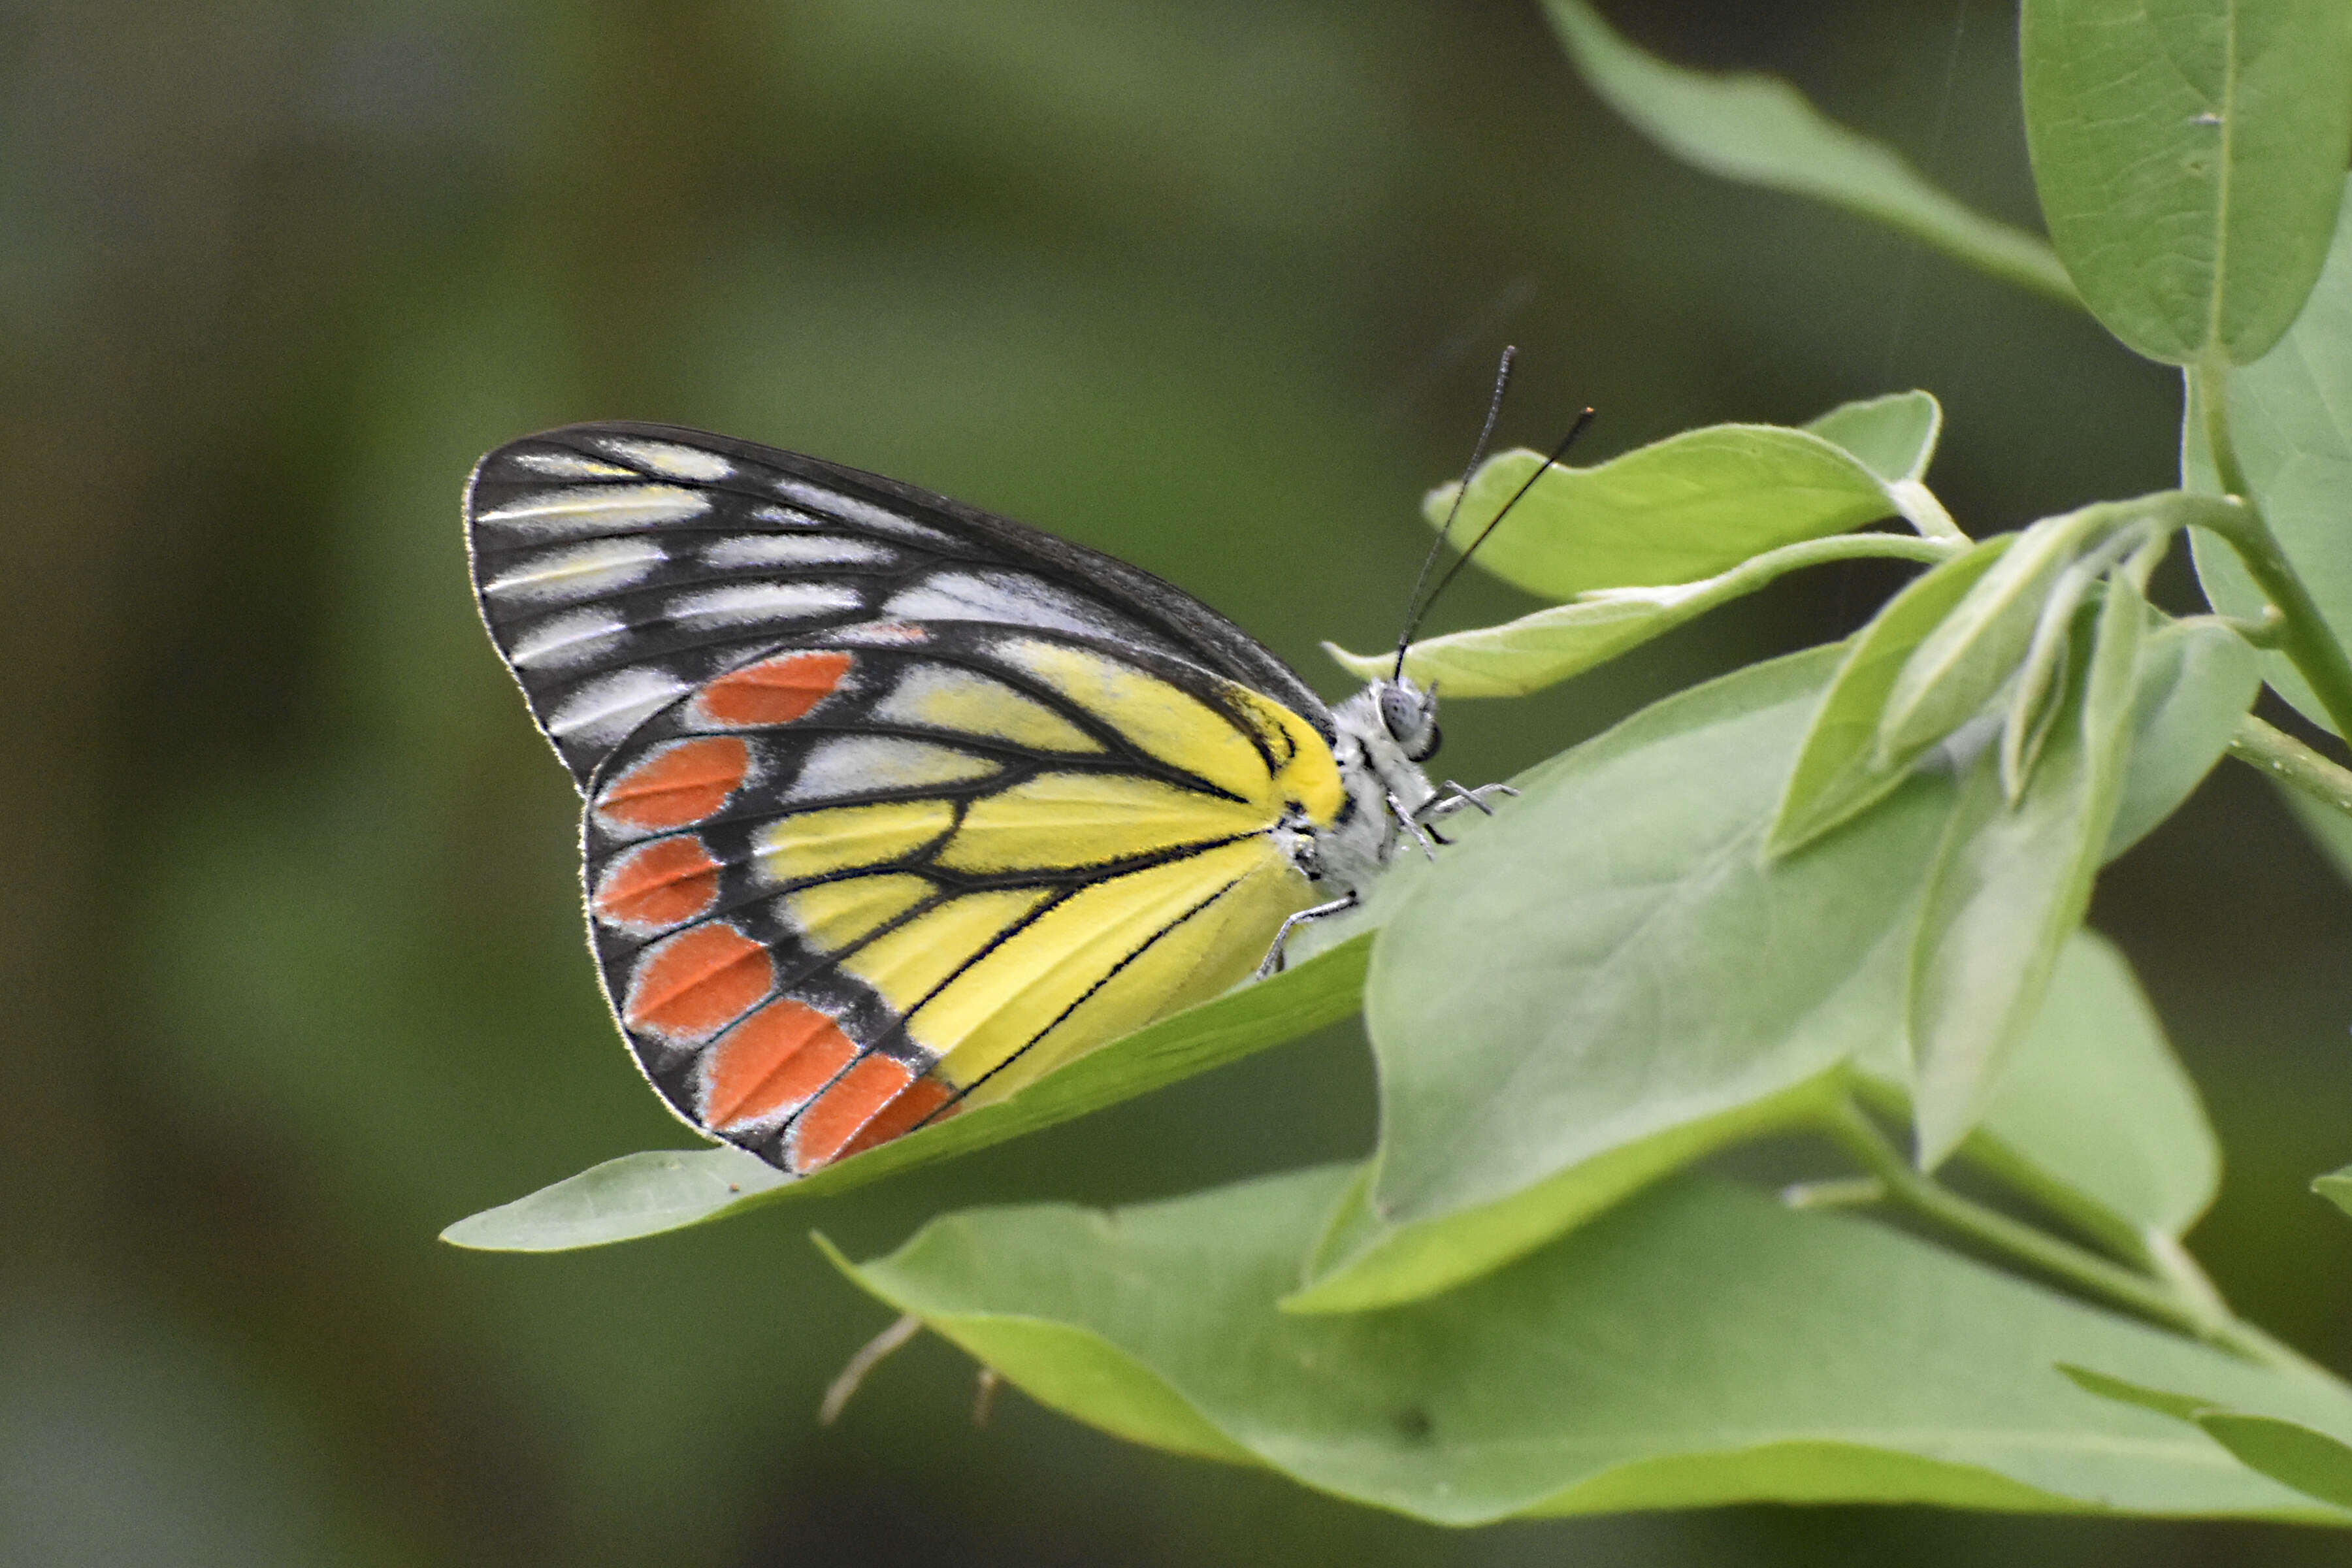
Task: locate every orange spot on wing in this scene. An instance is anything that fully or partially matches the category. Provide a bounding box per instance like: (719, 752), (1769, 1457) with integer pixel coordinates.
(593, 836), (721, 930)
(624, 923), (773, 1042)
(701, 1000), (859, 1130)
(695, 650), (853, 728)
(791, 1053), (921, 1171)
(598, 737), (749, 831)
(836, 1075), (957, 1162)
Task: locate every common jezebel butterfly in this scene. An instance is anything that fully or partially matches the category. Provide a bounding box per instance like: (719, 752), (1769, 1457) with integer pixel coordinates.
(465, 423), (1502, 1175)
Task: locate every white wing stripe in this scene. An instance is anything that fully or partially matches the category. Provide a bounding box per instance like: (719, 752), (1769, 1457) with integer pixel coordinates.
(703, 535), (896, 569)
(668, 581), (863, 627)
(600, 436), (734, 481)
(784, 735), (1000, 802)
(772, 480), (955, 545)
(510, 609), (628, 670)
(514, 451), (634, 478)
(547, 668), (689, 741)
(478, 485), (711, 536)
(481, 538), (667, 602)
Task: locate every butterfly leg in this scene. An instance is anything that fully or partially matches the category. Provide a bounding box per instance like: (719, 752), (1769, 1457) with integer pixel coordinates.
(1388, 792), (1443, 860)
(1416, 779), (1520, 822)
(1255, 892), (1362, 980)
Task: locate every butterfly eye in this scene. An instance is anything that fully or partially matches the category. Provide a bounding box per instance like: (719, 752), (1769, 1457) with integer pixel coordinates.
(1378, 684), (1441, 761)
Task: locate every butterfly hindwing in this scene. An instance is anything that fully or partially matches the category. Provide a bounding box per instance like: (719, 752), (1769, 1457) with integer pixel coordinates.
(576, 619), (1335, 1171)
(466, 421), (1331, 789)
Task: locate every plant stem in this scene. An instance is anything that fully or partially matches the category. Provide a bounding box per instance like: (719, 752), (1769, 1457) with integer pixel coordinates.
(1730, 530), (1962, 573)
(1818, 1094), (2333, 1382)
(2229, 714), (2352, 818)
(1887, 479), (1967, 543)
(2193, 355), (2352, 741)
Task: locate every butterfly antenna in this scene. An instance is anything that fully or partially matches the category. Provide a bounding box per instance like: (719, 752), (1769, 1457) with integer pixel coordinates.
(1394, 346), (1516, 680)
(1414, 406), (1596, 638)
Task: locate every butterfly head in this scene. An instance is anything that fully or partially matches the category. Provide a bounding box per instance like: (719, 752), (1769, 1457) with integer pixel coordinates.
(1373, 676), (1442, 764)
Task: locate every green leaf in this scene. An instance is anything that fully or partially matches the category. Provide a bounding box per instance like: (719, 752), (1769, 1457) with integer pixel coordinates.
(438, 935), (1369, 1252)
(2059, 1364), (2216, 1422)
(2189, 176), (2352, 734)
(2105, 617), (2262, 857)
(1878, 506), (2125, 762)
(1857, 930), (2219, 1252)
(2315, 1167), (2352, 1220)
(1907, 577), (2147, 1168)
(2063, 1367), (2352, 1511)
(1423, 426), (1895, 602)
(1968, 931), (2218, 1238)
(1769, 534), (2015, 857)
(2022, 0), (2352, 363)
(1539, 0), (2076, 305)
(1328, 534), (1952, 700)
(1805, 391), (1944, 485)
(1300, 647), (1953, 1311)
(1285, 1077), (1827, 1315)
(2201, 1415), (2352, 1510)
(836, 1168), (2352, 1524)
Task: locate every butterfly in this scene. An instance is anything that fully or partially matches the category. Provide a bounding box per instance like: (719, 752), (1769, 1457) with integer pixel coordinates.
(465, 421), (1507, 1175)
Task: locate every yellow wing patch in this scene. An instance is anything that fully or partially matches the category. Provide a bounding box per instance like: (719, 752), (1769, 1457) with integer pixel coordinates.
(997, 637), (1270, 798)
(993, 850), (1308, 1094)
(923, 838), (1309, 1096)
(753, 799), (954, 883)
(939, 772), (1272, 874)
(839, 889), (1056, 1014)
(785, 873), (934, 953)
(872, 665), (1104, 754)
(1241, 689), (1345, 826)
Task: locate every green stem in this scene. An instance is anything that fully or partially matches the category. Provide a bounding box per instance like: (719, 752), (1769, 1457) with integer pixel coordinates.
(2228, 714), (2352, 818)
(1887, 479), (1968, 543)
(2193, 355), (2352, 741)
(1740, 530), (1960, 571)
(1819, 1094), (2332, 1382)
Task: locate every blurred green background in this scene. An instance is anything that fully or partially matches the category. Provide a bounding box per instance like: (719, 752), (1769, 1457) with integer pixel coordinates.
(7, 1), (2352, 1563)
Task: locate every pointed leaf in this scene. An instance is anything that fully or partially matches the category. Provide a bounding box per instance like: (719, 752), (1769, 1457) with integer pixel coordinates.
(1541, 0), (2075, 304)
(1878, 506), (2121, 761)
(1769, 534), (2012, 856)
(2023, 0), (2352, 363)
(2189, 176), (2352, 734)
(1304, 647), (1952, 1311)
(1908, 578), (2146, 1167)
(1858, 930), (2219, 1251)
(1424, 427), (1893, 602)
(438, 935), (1369, 1250)
(838, 1168), (2352, 1523)
(1806, 391), (1944, 485)
(2200, 1415), (2352, 1510)
(2315, 1168), (2352, 1220)
(1331, 534), (1951, 699)
(2104, 617), (2261, 857)
(2063, 1367), (2352, 1511)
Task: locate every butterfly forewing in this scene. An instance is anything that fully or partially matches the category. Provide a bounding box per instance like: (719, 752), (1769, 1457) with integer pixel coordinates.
(466, 421), (1330, 788)
(465, 424), (1344, 1174)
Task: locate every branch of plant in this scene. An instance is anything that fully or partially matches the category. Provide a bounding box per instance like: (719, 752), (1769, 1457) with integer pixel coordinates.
(2192, 354), (2352, 743)
(2228, 714), (2352, 817)
(1887, 478), (1967, 543)
(1816, 1091), (2335, 1384)
(1735, 531), (1962, 581)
